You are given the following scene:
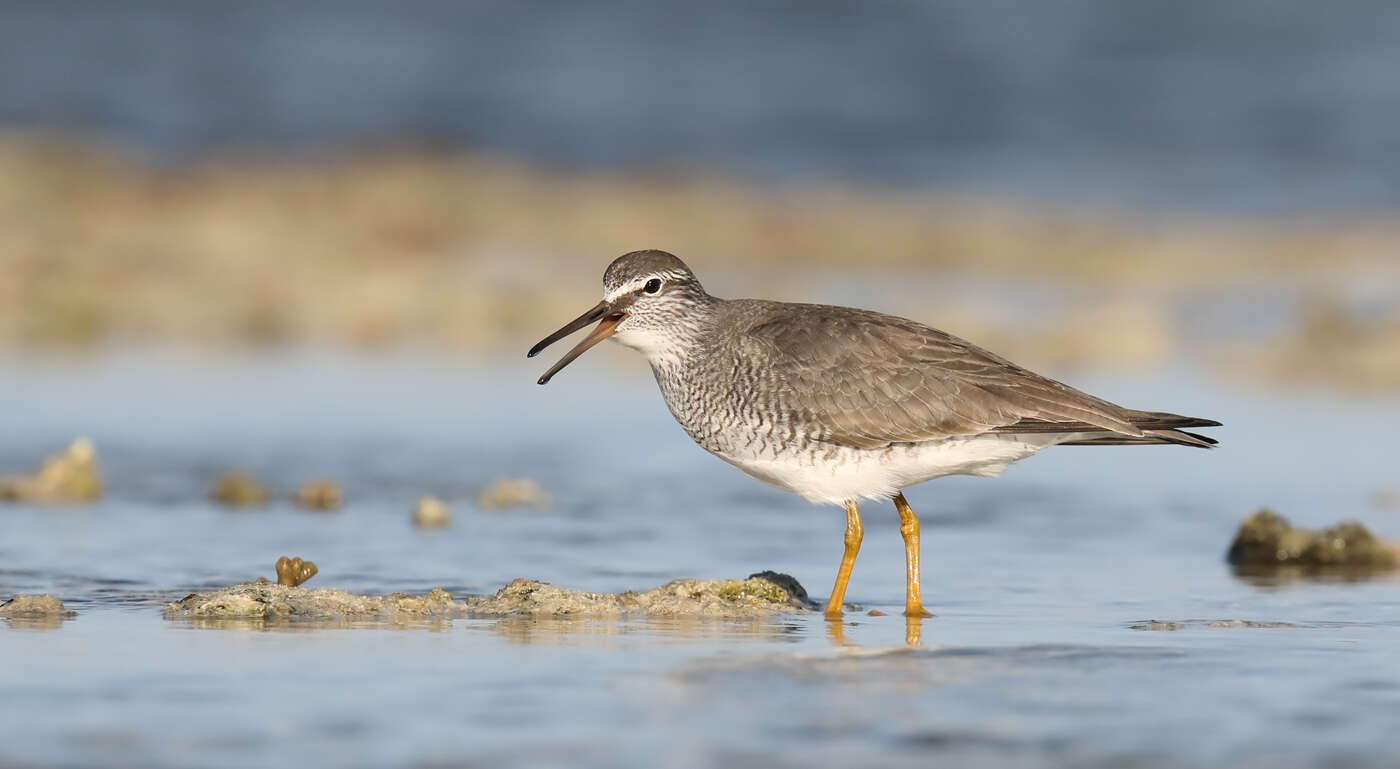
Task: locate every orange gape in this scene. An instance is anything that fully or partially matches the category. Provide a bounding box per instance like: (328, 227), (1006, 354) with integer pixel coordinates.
(894, 492), (933, 618)
(823, 500), (864, 619)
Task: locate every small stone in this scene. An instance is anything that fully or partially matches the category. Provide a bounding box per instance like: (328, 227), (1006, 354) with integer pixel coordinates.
(477, 478), (551, 510)
(275, 556), (318, 587)
(0, 438), (103, 503)
(296, 480), (343, 511)
(867, 609), (887, 616)
(412, 496), (451, 528)
(211, 471), (270, 507)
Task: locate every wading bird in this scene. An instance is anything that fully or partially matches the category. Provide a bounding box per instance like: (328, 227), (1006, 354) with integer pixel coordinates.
(529, 251), (1218, 619)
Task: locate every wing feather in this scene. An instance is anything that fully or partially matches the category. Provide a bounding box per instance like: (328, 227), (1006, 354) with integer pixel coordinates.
(736, 304), (1151, 449)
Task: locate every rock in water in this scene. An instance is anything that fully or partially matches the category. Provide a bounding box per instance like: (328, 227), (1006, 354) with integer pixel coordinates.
(212, 472), (271, 507)
(296, 480), (343, 511)
(1, 595), (76, 629)
(164, 573), (813, 621)
(0, 594), (76, 617)
(1227, 508), (1399, 576)
(0, 438), (103, 503)
(413, 496), (451, 528)
(477, 478), (551, 510)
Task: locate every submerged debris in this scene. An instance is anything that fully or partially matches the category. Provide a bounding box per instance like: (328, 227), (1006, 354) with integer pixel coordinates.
(1227, 508), (1399, 577)
(275, 556), (318, 587)
(477, 478), (551, 511)
(0, 438), (103, 503)
(211, 471), (271, 507)
(1130, 619), (1308, 631)
(296, 479), (343, 511)
(164, 572), (811, 621)
(412, 496), (451, 528)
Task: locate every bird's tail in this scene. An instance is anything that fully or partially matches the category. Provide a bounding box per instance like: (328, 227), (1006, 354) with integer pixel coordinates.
(1056, 410), (1220, 448)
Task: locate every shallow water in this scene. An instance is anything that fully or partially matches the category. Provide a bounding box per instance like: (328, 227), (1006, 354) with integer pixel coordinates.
(2, 349), (1398, 768)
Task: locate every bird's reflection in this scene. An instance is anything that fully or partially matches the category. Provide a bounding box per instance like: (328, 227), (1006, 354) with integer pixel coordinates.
(906, 615), (924, 647)
(825, 614), (927, 648)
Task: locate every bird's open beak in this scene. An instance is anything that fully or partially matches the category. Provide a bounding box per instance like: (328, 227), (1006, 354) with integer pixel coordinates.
(528, 301), (626, 385)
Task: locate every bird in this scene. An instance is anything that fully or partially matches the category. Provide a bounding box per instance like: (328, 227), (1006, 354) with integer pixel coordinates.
(528, 250), (1219, 619)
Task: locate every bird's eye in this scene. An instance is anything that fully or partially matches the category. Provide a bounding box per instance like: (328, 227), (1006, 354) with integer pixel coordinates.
(643, 278), (662, 294)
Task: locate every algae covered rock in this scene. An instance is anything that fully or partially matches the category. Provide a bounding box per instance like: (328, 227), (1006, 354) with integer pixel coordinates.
(164, 572), (811, 622)
(295, 479), (343, 510)
(1227, 508), (1399, 577)
(0, 594), (76, 630)
(164, 581), (461, 621)
(477, 478), (551, 511)
(0, 438), (103, 503)
(0, 594), (76, 617)
(453, 572), (810, 617)
(211, 471), (271, 507)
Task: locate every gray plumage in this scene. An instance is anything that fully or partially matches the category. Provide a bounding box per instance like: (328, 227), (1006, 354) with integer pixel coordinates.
(702, 299), (1217, 450)
(532, 250), (1218, 505)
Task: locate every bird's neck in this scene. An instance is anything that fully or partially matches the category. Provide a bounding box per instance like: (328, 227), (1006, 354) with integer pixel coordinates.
(620, 293), (722, 372)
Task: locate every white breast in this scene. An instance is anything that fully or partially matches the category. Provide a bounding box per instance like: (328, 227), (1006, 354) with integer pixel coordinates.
(713, 434), (1072, 505)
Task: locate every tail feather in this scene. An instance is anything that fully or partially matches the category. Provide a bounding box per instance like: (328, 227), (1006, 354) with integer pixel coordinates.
(1058, 428), (1217, 449)
(1122, 409), (1223, 431)
(995, 409), (1220, 449)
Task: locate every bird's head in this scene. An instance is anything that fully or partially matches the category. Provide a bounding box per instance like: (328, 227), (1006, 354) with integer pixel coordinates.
(528, 250), (711, 384)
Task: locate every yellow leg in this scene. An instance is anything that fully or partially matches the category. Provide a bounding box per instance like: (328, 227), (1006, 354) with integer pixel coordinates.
(893, 492), (933, 617)
(826, 618), (851, 647)
(905, 615), (924, 647)
(823, 500), (863, 620)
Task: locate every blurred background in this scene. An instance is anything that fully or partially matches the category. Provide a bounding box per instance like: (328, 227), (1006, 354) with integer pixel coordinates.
(4, 4), (1400, 769)
(0, 0), (1396, 386)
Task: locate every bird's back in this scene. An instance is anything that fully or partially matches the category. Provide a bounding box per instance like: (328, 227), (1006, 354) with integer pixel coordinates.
(654, 297), (1215, 461)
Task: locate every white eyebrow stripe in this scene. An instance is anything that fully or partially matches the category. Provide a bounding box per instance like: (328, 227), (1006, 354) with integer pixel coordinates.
(603, 271), (683, 301)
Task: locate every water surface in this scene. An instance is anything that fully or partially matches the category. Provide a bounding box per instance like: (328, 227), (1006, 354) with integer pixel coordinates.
(2, 349), (1398, 768)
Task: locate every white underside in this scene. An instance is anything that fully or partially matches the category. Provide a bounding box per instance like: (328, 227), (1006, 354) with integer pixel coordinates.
(716, 433), (1089, 505)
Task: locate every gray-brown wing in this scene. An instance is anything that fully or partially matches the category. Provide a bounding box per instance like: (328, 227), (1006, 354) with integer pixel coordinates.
(736, 305), (1144, 449)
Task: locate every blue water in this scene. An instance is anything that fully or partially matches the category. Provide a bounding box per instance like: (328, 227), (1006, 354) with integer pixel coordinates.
(2, 1), (1399, 213)
(2, 348), (1398, 768)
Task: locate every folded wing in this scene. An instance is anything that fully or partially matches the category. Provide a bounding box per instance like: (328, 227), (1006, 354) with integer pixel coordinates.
(738, 305), (1217, 450)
